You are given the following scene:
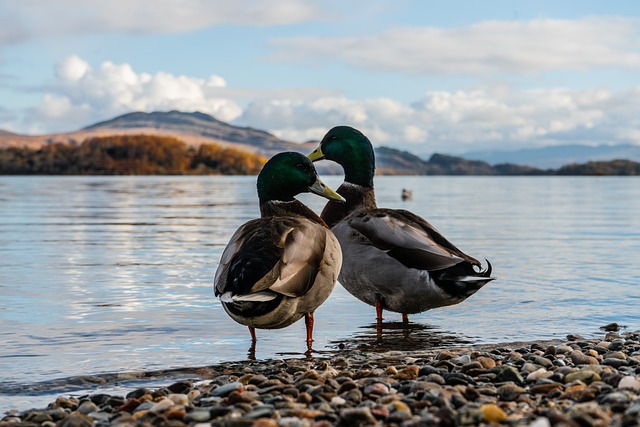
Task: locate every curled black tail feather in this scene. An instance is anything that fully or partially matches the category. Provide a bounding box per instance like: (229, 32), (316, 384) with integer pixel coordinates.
(433, 258), (495, 298)
(476, 259), (493, 278)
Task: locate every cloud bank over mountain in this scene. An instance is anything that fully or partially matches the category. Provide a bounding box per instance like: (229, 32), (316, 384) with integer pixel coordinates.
(26, 55), (640, 155)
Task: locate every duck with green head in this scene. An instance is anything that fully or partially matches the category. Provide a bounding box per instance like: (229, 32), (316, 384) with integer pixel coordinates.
(308, 126), (494, 325)
(214, 152), (344, 352)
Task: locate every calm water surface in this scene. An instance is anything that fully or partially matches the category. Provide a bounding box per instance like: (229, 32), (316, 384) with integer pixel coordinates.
(1, 176), (639, 411)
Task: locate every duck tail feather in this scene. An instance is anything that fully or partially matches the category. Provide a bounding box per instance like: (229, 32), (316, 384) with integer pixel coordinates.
(220, 291), (278, 303)
(471, 258), (494, 278)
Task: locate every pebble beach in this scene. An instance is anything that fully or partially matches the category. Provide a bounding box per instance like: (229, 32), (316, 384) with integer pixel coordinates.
(2, 326), (640, 427)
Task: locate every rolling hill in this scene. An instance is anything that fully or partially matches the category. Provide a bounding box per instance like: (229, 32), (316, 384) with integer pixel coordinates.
(1, 111), (639, 175)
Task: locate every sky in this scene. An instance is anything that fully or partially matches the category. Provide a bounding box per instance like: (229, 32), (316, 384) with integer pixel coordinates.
(1, 0), (640, 155)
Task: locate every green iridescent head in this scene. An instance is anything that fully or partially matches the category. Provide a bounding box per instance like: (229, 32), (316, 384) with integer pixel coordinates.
(308, 126), (375, 187)
(257, 152), (345, 204)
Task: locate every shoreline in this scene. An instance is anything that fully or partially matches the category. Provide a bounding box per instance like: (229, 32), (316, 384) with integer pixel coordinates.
(2, 330), (639, 426)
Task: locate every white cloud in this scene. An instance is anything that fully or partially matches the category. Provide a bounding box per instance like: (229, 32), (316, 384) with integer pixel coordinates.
(271, 17), (640, 75)
(28, 56), (242, 133)
(0, 0), (318, 43)
(14, 55), (640, 155)
(237, 86), (640, 153)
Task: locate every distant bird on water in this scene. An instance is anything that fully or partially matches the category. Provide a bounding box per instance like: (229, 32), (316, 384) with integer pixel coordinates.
(401, 188), (413, 201)
(308, 126), (494, 326)
(214, 152), (344, 353)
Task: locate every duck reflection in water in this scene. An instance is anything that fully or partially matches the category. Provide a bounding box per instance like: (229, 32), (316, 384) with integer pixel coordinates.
(328, 321), (473, 353)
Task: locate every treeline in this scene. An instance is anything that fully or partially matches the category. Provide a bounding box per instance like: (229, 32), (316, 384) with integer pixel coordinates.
(555, 159), (640, 176)
(0, 135), (267, 175)
(375, 147), (640, 176)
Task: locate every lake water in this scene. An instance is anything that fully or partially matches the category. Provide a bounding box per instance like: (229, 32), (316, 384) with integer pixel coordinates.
(1, 175), (639, 412)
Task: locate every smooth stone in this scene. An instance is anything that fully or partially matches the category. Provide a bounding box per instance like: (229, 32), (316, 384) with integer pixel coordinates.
(385, 366), (398, 376)
(436, 350), (458, 360)
(609, 340), (625, 351)
(455, 407), (483, 425)
(245, 406), (275, 419)
(605, 351), (628, 360)
(474, 356), (496, 369)
(424, 374), (445, 385)
(530, 382), (563, 395)
(531, 356), (554, 368)
(126, 388), (151, 400)
(150, 397), (174, 413)
(528, 417), (552, 427)
(339, 407), (377, 425)
(208, 406), (232, 418)
(570, 351), (599, 365)
(336, 381), (357, 394)
(76, 401), (99, 415)
(497, 383), (525, 401)
(371, 406), (390, 419)
(57, 413), (94, 427)
(565, 370), (601, 384)
(184, 410), (212, 423)
(600, 391), (631, 405)
(556, 344), (574, 354)
(495, 366), (524, 385)
(164, 407), (186, 420)
(450, 355), (472, 365)
(461, 361), (483, 373)
(603, 358), (628, 368)
(526, 368), (550, 382)
(618, 376), (640, 390)
(24, 412), (52, 423)
(481, 404), (507, 423)
(167, 393), (189, 406)
(387, 410), (412, 423)
(363, 382), (389, 396)
(396, 365), (419, 380)
(116, 397), (141, 413)
(331, 396), (346, 405)
(566, 402), (611, 426)
(54, 397), (79, 410)
(252, 419), (277, 427)
(443, 372), (475, 386)
(277, 417), (307, 427)
(211, 382), (244, 397)
(166, 381), (192, 394)
(134, 401), (154, 412)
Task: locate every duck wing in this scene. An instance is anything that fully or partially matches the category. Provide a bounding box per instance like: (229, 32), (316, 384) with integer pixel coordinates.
(214, 217), (327, 299)
(343, 209), (479, 271)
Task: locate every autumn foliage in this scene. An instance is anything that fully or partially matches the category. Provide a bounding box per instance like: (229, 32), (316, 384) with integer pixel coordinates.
(0, 134), (267, 175)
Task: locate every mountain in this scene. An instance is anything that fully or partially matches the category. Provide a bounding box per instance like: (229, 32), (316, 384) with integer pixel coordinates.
(0, 111), (314, 154)
(462, 144), (640, 169)
(2, 111), (639, 175)
(84, 110), (305, 154)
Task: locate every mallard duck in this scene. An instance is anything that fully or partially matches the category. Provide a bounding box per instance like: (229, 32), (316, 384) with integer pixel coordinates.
(308, 126), (494, 324)
(214, 152), (344, 352)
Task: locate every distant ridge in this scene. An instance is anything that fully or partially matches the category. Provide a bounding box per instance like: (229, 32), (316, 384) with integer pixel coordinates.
(462, 144), (640, 169)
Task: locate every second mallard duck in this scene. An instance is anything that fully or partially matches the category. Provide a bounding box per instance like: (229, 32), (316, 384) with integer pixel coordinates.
(308, 126), (494, 324)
